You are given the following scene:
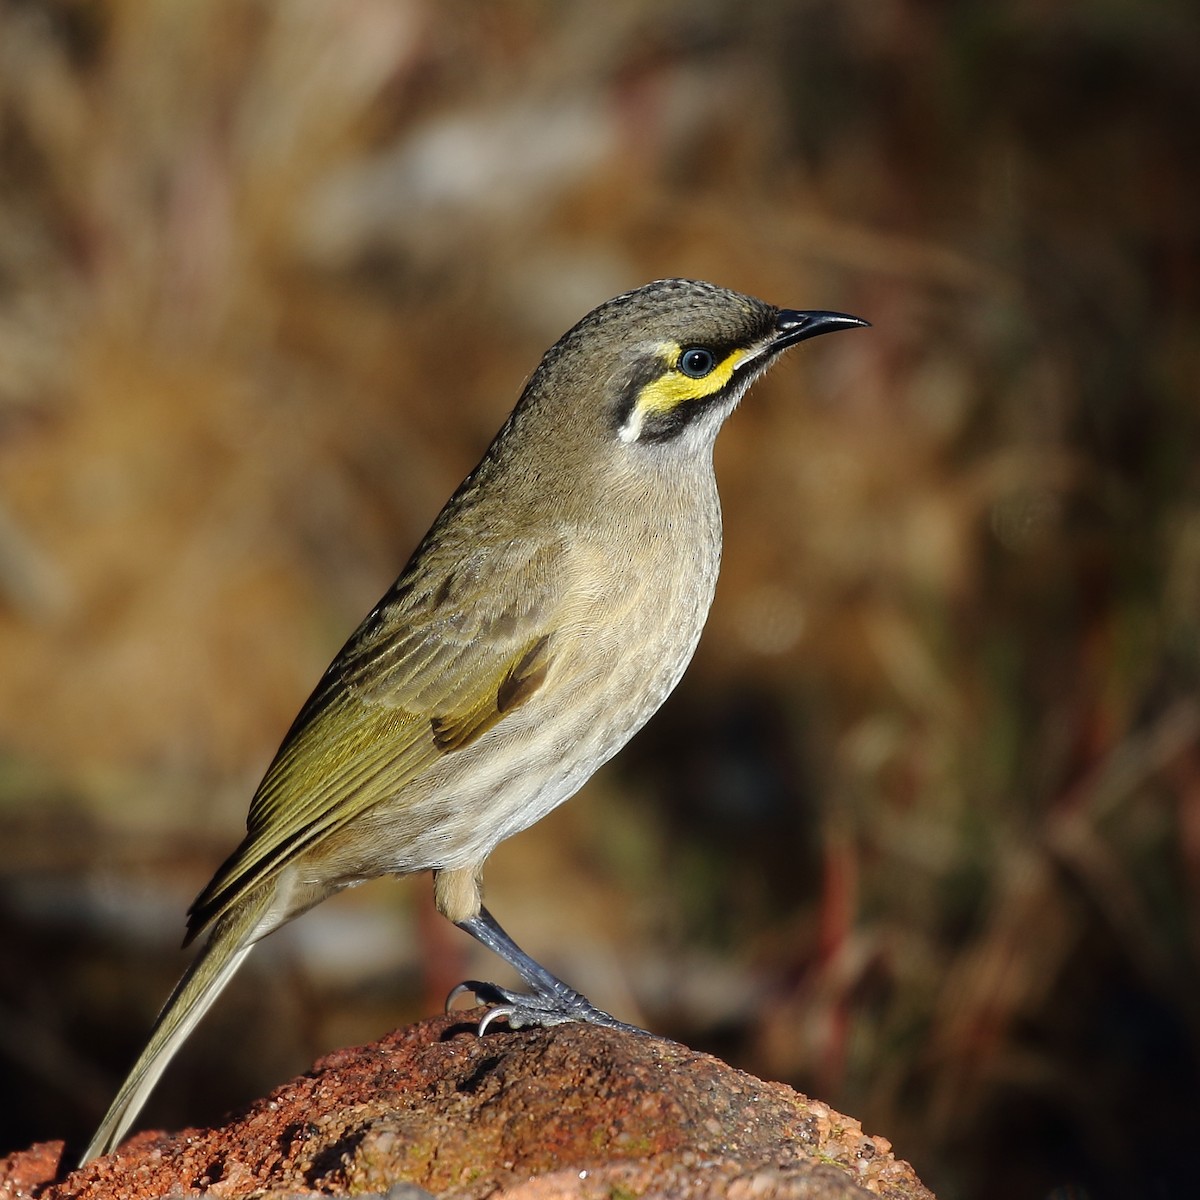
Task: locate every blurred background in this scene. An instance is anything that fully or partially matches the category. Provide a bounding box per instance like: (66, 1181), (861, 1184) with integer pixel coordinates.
(1, 1), (1197, 1197)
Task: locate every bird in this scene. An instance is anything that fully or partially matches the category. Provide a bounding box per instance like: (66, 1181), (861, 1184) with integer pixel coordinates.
(80, 278), (867, 1163)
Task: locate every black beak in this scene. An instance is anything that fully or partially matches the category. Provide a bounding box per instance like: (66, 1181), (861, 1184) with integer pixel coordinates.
(773, 309), (870, 351)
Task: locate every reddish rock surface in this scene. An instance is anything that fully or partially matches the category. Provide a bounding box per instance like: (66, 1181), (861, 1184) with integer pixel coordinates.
(0, 1013), (936, 1199)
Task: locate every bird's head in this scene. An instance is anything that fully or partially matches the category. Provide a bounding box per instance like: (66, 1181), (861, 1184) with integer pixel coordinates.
(517, 278), (868, 458)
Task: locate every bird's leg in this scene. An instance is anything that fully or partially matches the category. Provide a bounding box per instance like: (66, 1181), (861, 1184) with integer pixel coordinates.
(447, 905), (645, 1035)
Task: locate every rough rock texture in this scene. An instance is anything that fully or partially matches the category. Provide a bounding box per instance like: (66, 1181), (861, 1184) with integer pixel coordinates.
(0, 1013), (936, 1199)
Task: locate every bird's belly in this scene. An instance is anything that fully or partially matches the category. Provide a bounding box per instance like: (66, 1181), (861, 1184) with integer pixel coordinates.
(357, 539), (718, 876)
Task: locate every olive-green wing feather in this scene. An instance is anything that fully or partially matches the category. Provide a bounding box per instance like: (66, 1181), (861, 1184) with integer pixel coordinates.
(430, 633), (552, 751)
(186, 534), (562, 941)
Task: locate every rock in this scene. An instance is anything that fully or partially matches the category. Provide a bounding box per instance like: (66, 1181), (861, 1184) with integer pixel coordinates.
(0, 1013), (935, 1199)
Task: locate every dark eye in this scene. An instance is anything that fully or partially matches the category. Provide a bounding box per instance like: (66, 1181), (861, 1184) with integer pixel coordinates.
(678, 347), (716, 378)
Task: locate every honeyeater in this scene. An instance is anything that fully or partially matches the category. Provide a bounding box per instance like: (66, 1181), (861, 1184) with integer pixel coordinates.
(82, 278), (867, 1162)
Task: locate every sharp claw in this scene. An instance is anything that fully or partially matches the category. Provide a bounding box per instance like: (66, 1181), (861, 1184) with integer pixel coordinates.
(445, 982), (474, 1014)
(477, 1005), (515, 1035)
(445, 979), (504, 1014)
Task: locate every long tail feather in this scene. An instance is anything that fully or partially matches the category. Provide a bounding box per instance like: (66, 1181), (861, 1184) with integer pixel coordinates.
(80, 882), (276, 1164)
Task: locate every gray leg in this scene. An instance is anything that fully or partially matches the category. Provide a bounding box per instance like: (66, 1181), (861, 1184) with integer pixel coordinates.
(447, 905), (645, 1035)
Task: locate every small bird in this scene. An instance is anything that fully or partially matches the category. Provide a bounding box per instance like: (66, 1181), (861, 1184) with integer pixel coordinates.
(81, 278), (867, 1162)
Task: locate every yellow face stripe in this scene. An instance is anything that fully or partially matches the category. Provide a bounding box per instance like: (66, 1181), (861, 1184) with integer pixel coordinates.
(633, 341), (753, 419)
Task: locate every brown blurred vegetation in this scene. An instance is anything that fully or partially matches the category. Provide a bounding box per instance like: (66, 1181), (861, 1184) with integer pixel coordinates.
(1, 2), (1198, 1198)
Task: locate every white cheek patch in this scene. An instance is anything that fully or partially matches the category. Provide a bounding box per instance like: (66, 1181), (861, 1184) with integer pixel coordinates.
(618, 405), (645, 444)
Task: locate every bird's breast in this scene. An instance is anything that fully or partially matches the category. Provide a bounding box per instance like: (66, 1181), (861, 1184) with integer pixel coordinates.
(360, 470), (725, 873)
(457, 478), (724, 848)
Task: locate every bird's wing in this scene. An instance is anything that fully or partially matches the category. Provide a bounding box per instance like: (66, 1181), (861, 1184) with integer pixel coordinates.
(186, 533), (563, 939)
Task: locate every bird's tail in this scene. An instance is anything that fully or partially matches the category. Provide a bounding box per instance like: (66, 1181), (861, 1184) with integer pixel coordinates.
(80, 880), (277, 1164)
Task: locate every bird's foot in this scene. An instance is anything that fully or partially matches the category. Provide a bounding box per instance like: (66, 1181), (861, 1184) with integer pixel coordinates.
(448, 905), (647, 1035)
(446, 978), (645, 1035)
